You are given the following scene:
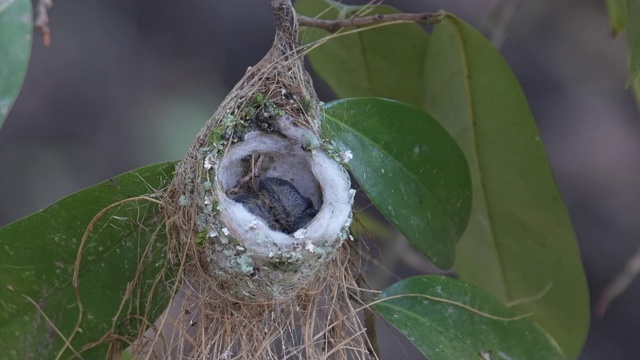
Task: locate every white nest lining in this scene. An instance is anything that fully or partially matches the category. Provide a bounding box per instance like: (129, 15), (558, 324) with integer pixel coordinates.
(215, 118), (352, 255)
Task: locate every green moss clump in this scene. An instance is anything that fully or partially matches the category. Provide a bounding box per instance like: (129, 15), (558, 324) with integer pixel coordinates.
(208, 127), (224, 145)
(265, 100), (285, 117)
(254, 92), (266, 105)
(196, 230), (208, 247)
(300, 97), (313, 113)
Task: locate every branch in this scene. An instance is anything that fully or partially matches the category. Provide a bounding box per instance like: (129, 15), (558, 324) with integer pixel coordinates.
(35, 0), (53, 46)
(270, 0), (298, 54)
(297, 11), (443, 33)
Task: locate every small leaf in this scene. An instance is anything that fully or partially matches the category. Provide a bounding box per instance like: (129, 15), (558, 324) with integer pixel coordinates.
(0, 0), (32, 130)
(296, 0), (429, 107)
(627, 0), (640, 85)
(0, 162), (176, 359)
(323, 98), (471, 269)
(375, 276), (565, 360)
(607, 0), (628, 36)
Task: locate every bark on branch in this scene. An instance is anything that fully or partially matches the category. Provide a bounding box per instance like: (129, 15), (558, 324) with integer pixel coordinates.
(297, 11), (443, 33)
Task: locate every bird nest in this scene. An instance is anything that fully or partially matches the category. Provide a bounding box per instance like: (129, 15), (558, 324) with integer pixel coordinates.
(136, 1), (376, 359)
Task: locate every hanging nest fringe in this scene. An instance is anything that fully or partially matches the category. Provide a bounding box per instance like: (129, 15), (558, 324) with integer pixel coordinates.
(137, 1), (376, 358)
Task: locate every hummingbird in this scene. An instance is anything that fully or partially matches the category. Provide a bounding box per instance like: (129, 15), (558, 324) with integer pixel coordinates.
(232, 177), (318, 234)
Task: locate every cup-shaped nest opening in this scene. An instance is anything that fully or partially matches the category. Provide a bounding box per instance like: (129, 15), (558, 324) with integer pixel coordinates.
(213, 118), (353, 255)
(218, 131), (322, 235)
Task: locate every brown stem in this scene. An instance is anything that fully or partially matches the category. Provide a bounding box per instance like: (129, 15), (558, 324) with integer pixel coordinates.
(35, 0), (53, 46)
(298, 11), (443, 33)
(271, 0), (299, 55)
(228, 153), (266, 195)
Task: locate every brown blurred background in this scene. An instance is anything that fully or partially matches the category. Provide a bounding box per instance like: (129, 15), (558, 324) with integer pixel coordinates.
(1, 0), (639, 358)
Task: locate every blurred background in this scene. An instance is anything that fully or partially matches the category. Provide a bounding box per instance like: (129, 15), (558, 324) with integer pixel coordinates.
(1, 0), (639, 358)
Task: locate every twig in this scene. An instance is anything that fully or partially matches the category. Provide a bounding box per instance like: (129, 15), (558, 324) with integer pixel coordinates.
(228, 153), (266, 195)
(596, 243), (640, 316)
(35, 0), (53, 46)
(297, 11), (443, 33)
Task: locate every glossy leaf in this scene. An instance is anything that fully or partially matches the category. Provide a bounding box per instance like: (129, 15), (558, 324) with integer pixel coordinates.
(0, 0), (32, 129)
(0, 162), (176, 359)
(607, 0), (628, 36)
(300, 3), (589, 357)
(422, 14), (589, 358)
(627, 0), (640, 84)
(323, 98), (471, 269)
(296, 0), (429, 107)
(375, 276), (565, 360)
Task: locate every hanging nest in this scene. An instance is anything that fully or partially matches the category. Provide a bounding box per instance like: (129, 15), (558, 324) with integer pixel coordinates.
(138, 1), (376, 359)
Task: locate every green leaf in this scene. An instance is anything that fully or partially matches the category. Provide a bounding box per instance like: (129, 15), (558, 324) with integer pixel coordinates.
(0, 162), (176, 359)
(422, 14), (589, 358)
(300, 3), (589, 357)
(297, 0), (430, 107)
(120, 348), (134, 360)
(323, 98), (471, 269)
(633, 68), (640, 109)
(627, 0), (640, 85)
(607, 0), (628, 36)
(375, 276), (565, 360)
(0, 0), (32, 130)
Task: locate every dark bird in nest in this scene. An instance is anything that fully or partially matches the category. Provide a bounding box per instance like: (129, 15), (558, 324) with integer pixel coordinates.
(232, 177), (318, 234)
